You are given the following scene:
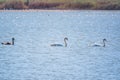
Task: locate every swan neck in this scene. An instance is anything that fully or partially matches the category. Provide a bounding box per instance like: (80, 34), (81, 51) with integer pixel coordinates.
(64, 39), (67, 47)
(12, 39), (14, 45)
(103, 40), (105, 47)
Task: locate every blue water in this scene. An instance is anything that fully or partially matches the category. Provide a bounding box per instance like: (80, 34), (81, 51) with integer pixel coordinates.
(0, 10), (120, 80)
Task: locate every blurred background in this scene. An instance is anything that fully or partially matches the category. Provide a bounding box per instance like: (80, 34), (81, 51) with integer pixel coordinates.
(0, 0), (120, 10)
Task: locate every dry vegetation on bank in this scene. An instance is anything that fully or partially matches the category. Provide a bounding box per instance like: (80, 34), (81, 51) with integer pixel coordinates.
(0, 0), (120, 10)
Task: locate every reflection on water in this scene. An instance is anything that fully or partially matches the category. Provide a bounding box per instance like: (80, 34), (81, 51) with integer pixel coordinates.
(0, 10), (120, 80)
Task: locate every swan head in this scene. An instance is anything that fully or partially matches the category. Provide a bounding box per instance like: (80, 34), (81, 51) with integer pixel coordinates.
(103, 38), (107, 42)
(12, 38), (15, 40)
(64, 37), (68, 41)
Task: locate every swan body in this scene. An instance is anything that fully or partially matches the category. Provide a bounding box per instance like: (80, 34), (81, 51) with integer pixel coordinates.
(1, 42), (12, 45)
(92, 39), (107, 47)
(1, 38), (15, 45)
(51, 44), (63, 47)
(93, 44), (101, 47)
(51, 37), (68, 47)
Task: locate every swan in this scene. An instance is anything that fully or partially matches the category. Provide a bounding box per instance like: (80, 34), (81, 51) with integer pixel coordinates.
(51, 37), (68, 47)
(1, 38), (15, 45)
(92, 39), (107, 47)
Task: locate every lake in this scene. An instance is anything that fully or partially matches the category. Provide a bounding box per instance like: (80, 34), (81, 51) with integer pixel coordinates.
(0, 10), (120, 80)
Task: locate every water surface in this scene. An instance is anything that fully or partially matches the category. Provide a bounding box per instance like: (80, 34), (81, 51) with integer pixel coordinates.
(0, 10), (120, 80)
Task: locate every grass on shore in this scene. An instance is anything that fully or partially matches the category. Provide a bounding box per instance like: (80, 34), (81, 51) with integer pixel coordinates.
(0, 0), (120, 10)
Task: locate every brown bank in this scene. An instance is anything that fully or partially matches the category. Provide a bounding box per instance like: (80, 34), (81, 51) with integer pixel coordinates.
(0, 0), (120, 10)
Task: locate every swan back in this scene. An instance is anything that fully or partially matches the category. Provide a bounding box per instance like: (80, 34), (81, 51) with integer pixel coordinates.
(51, 44), (63, 47)
(93, 44), (101, 47)
(1, 42), (12, 45)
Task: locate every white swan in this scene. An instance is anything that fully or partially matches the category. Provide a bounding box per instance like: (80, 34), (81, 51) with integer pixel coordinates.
(1, 38), (15, 45)
(51, 37), (68, 47)
(92, 39), (107, 47)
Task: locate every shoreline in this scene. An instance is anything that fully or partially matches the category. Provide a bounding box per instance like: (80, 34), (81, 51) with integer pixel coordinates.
(0, 9), (120, 12)
(0, 1), (120, 11)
